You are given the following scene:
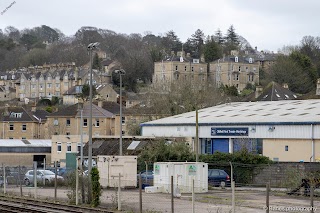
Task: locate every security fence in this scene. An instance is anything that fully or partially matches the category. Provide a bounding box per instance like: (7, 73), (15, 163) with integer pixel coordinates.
(0, 162), (319, 213)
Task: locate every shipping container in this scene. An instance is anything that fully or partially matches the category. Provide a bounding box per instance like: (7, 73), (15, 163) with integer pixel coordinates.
(97, 155), (137, 188)
(153, 162), (208, 193)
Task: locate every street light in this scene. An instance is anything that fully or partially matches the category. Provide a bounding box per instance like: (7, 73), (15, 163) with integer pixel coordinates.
(115, 69), (126, 156)
(87, 42), (99, 202)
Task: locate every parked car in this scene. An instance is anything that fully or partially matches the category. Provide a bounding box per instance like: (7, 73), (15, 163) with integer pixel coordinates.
(137, 171), (154, 188)
(208, 169), (230, 187)
(24, 170), (64, 186)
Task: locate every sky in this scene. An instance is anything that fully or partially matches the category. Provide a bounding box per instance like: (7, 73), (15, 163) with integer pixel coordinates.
(1, 0), (320, 52)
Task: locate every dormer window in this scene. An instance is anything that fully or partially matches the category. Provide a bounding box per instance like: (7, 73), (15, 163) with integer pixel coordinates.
(235, 57), (238, 63)
(249, 58), (253, 63)
(9, 112), (22, 118)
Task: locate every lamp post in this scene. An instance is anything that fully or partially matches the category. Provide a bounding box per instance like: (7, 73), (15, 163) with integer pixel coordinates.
(115, 69), (126, 156)
(87, 42), (99, 202)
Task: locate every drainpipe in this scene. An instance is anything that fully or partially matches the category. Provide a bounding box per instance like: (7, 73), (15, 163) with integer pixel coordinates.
(311, 124), (314, 162)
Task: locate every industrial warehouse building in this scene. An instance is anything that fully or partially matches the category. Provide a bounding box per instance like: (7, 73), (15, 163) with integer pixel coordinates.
(140, 99), (320, 162)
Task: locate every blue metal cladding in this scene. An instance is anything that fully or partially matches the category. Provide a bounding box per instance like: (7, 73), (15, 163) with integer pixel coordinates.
(212, 138), (229, 153)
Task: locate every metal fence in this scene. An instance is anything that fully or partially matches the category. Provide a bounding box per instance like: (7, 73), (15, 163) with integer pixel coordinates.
(0, 163), (318, 213)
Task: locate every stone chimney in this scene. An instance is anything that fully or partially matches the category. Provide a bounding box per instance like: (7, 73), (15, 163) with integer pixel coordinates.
(98, 101), (103, 108)
(255, 46), (257, 51)
(31, 104), (37, 112)
(282, 83), (289, 89)
(186, 53), (191, 57)
(316, 79), (320, 96)
(255, 86), (263, 99)
(171, 51), (175, 56)
(4, 104), (9, 116)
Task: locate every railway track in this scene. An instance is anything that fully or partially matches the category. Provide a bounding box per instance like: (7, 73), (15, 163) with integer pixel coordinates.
(0, 195), (114, 213)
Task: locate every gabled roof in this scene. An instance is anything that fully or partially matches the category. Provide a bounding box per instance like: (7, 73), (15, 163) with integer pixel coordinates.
(32, 110), (50, 122)
(242, 82), (298, 102)
(1, 107), (36, 122)
(47, 103), (114, 118)
(257, 82), (297, 101)
(99, 101), (121, 114)
(81, 137), (157, 156)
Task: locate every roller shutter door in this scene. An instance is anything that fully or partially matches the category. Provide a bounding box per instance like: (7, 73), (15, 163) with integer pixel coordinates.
(212, 138), (229, 153)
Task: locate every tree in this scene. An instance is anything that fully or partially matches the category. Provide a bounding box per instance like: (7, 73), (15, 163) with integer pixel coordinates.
(203, 36), (222, 62)
(78, 84), (98, 102)
(92, 53), (102, 70)
(188, 29), (205, 58)
(270, 54), (315, 94)
(224, 25), (239, 54)
(161, 30), (182, 53)
(20, 33), (40, 50)
(214, 28), (224, 44)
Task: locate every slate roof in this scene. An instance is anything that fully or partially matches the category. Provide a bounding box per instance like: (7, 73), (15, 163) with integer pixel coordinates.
(242, 82), (298, 102)
(81, 137), (157, 156)
(47, 103), (114, 118)
(32, 110), (50, 122)
(99, 101), (121, 114)
(1, 107), (36, 122)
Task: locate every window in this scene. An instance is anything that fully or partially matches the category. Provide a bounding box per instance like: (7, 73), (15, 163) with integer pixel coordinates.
(66, 119), (71, 126)
(238, 66), (241, 71)
(95, 119), (100, 127)
(175, 65), (178, 71)
(47, 83), (52, 88)
(66, 132), (70, 135)
(57, 142), (62, 152)
(184, 66), (187, 71)
(22, 137), (26, 139)
(56, 83), (60, 88)
(233, 74), (239, 81)
(53, 119), (58, 126)
(83, 119), (88, 127)
(249, 58), (253, 63)
(9, 137), (13, 139)
(191, 67), (194, 72)
(40, 84), (43, 89)
(121, 117), (125, 124)
(9, 124), (14, 131)
(285, 145), (288, 151)
(77, 143), (81, 153)
(67, 143), (71, 152)
(22, 124), (26, 131)
(248, 75), (254, 82)
(32, 84), (36, 89)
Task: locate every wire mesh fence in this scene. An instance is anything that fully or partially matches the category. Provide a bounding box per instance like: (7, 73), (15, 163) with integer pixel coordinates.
(0, 162), (319, 212)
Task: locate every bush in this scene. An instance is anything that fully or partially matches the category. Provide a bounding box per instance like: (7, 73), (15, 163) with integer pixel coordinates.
(91, 167), (101, 207)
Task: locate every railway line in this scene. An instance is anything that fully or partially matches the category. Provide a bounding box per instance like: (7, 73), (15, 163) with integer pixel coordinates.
(0, 195), (114, 213)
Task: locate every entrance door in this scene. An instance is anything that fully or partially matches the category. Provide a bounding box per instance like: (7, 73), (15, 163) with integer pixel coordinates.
(33, 155), (46, 168)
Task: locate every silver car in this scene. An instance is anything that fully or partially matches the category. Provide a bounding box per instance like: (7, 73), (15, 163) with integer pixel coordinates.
(24, 169), (64, 186)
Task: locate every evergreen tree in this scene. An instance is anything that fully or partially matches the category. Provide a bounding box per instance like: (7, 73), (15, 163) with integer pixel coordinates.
(92, 52), (102, 70)
(215, 28), (224, 44)
(203, 36), (222, 62)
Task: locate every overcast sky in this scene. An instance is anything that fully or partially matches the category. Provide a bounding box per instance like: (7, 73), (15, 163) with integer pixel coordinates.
(1, 0), (319, 52)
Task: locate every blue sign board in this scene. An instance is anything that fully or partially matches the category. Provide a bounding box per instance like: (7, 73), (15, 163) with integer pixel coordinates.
(211, 127), (249, 136)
